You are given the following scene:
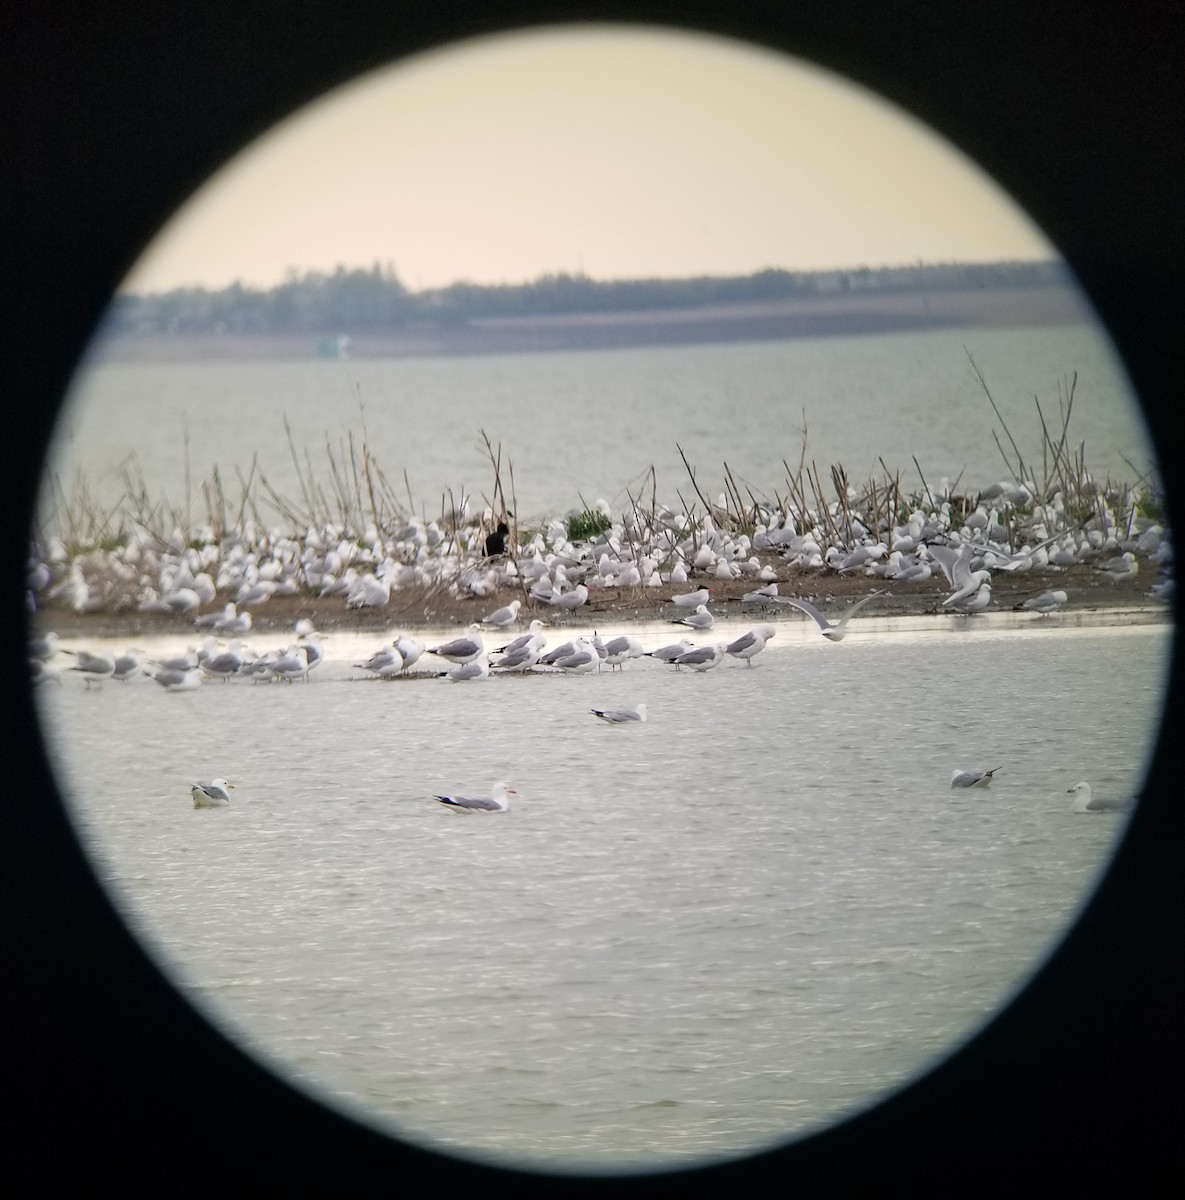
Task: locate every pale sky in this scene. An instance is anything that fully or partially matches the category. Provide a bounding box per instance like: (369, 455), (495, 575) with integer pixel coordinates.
(121, 24), (1055, 295)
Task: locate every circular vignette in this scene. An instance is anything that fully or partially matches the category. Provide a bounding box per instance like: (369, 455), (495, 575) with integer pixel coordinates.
(6, 2), (1183, 1194)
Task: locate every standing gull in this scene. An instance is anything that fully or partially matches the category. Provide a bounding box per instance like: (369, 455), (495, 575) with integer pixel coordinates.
(146, 666), (202, 692)
(644, 638), (694, 667)
(191, 778), (234, 808)
(426, 630), (485, 665)
(435, 781), (515, 812)
(772, 591), (883, 641)
(356, 644), (405, 679)
(950, 766), (1003, 789)
(65, 650), (116, 688)
(724, 625), (776, 666)
(481, 598), (522, 628)
(590, 702), (648, 724)
(1017, 590), (1069, 615)
(670, 587), (711, 609)
(672, 643), (727, 672)
(496, 619), (546, 657)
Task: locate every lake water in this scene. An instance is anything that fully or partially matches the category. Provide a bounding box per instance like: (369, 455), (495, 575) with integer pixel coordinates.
(35, 613), (1169, 1173)
(47, 322), (1155, 533)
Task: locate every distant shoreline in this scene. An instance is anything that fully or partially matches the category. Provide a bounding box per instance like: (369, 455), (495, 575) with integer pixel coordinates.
(87, 284), (1093, 364)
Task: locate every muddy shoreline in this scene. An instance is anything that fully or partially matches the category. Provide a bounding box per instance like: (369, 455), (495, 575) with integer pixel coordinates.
(31, 562), (1167, 642)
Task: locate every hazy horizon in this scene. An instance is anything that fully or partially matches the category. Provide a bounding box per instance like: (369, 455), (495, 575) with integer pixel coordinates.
(122, 254), (1061, 299)
(120, 26), (1056, 297)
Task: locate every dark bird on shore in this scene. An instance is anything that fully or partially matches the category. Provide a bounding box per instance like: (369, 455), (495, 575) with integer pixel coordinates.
(484, 520), (511, 557)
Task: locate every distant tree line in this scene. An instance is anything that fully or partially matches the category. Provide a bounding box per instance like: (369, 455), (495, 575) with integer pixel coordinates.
(104, 259), (1070, 337)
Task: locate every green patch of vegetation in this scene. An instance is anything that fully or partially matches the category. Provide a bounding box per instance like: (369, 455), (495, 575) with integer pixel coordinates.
(566, 508), (612, 541)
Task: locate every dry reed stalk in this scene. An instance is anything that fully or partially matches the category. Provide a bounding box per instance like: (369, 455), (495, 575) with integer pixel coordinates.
(676, 444), (713, 519)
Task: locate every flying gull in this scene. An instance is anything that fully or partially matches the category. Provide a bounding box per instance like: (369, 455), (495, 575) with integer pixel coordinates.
(772, 591), (883, 641)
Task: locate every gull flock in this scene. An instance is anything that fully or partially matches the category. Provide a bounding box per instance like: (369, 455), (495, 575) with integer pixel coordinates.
(30, 472), (1168, 814)
(27, 464), (1172, 625)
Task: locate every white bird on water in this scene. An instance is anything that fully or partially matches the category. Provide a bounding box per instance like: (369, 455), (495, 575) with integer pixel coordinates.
(1067, 782), (1134, 813)
(590, 702), (648, 724)
(950, 766), (1003, 789)
(772, 591), (883, 641)
(435, 781), (515, 812)
(191, 778), (234, 808)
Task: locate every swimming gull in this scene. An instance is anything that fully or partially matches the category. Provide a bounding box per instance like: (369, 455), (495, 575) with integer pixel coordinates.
(481, 598), (522, 628)
(435, 780), (515, 812)
(772, 591), (883, 641)
(724, 625), (777, 665)
(192, 778), (234, 808)
(950, 766), (1003, 789)
(1067, 782), (1134, 812)
(590, 702), (648, 724)
(672, 643), (727, 672)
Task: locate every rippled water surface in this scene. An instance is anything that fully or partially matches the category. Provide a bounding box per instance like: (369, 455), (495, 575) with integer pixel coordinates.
(36, 615), (1168, 1171)
(56, 324), (1151, 523)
